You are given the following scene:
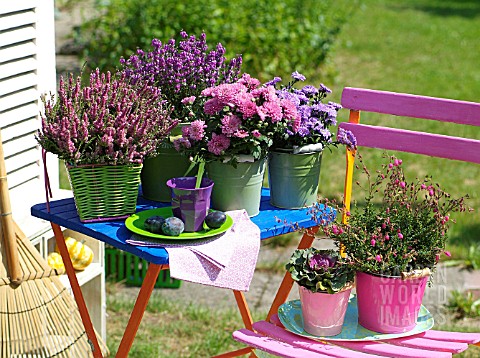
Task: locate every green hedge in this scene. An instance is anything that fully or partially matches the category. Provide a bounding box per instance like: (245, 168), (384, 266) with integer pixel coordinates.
(79, 0), (356, 81)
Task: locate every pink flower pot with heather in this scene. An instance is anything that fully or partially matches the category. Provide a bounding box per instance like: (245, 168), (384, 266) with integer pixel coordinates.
(286, 248), (355, 337)
(320, 155), (472, 333)
(356, 271), (429, 333)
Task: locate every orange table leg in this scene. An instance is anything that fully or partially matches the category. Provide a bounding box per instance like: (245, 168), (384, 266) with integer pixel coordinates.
(116, 262), (164, 357)
(51, 223), (103, 358)
(266, 226), (319, 321)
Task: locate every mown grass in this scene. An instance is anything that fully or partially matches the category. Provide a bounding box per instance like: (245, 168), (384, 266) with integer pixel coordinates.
(318, 0), (480, 261)
(105, 285), (263, 357)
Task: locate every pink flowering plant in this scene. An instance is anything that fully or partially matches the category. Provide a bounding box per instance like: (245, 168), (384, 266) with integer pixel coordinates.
(265, 72), (356, 152)
(286, 248), (355, 294)
(319, 154), (472, 277)
(36, 69), (175, 165)
(120, 31), (242, 123)
(173, 73), (298, 165)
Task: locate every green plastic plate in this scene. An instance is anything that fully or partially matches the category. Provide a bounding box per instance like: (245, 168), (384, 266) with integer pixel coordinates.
(125, 207), (233, 240)
(278, 296), (434, 341)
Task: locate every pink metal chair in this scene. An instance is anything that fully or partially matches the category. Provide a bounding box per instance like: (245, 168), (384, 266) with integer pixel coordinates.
(227, 87), (480, 357)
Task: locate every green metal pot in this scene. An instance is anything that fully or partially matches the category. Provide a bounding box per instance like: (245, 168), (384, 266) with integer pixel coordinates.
(268, 151), (322, 209)
(206, 158), (266, 217)
(141, 145), (196, 202)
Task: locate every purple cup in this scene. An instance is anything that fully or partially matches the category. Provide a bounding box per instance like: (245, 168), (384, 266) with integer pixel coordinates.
(166, 177), (214, 232)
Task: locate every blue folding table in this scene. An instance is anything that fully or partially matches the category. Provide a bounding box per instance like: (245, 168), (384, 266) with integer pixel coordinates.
(31, 188), (321, 357)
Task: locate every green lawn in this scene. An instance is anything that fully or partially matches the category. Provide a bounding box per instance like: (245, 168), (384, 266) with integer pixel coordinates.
(318, 0), (480, 260)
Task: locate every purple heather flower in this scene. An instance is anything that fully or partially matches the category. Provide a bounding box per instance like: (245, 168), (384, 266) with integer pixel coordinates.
(120, 31), (242, 121)
(291, 71), (306, 81)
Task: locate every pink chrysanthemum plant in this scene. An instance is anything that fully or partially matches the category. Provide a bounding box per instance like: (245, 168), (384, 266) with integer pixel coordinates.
(315, 153), (472, 280)
(36, 69), (176, 166)
(173, 73), (298, 166)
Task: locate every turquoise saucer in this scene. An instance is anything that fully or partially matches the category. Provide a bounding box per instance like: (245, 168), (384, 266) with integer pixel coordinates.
(277, 296), (434, 341)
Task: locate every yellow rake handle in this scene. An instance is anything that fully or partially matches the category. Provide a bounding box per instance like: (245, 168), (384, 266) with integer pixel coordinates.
(0, 129), (22, 285)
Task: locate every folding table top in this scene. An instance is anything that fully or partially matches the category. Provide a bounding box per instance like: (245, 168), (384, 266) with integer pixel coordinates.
(31, 188), (322, 265)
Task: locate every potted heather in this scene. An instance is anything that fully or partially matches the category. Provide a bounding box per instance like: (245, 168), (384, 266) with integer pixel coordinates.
(264, 72), (350, 209)
(286, 248), (355, 336)
(173, 73), (299, 216)
(36, 69), (174, 222)
(322, 154), (472, 333)
(120, 31), (242, 202)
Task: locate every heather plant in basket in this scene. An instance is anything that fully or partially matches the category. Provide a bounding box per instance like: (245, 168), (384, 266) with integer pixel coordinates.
(264, 72), (356, 153)
(36, 69), (175, 166)
(120, 31), (243, 123)
(317, 154), (472, 277)
(173, 73), (300, 166)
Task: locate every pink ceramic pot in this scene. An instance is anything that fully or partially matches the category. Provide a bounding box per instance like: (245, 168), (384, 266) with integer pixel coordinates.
(298, 285), (352, 336)
(356, 271), (428, 333)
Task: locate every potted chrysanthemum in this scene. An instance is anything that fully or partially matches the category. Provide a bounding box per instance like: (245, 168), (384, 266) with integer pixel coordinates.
(321, 154), (472, 333)
(120, 31), (243, 202)
(286, 248), (355, 336)
(264, 72), (354, 209)
(173, 73), (299, 216)
(36, 69), (175, 222)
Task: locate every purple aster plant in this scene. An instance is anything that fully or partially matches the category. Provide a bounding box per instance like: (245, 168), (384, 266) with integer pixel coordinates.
(265, 72), (356, 152)
(37, 69), (175, 165)
(120, 31), (243, 124)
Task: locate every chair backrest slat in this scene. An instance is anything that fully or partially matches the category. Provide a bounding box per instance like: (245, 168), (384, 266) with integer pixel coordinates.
(341, 87), (480, 126)
(339, 122), (480, 164)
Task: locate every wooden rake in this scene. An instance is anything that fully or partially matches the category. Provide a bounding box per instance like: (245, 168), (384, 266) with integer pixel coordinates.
(0, 129), (109, 357)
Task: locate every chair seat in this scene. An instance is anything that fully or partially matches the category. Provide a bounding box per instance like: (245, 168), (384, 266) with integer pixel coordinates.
(232, 316), (480, 358)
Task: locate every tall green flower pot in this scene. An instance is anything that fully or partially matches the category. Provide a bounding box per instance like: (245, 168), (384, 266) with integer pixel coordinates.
(141, 124), (197, 202)
(206, 158), (266, 217)
(268, 151), (322, 209)
(141, 145), (196, 202)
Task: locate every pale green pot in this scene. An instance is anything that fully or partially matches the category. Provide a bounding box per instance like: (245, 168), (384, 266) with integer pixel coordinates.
(205, 158), (266, 217)
(268, 151), (322, 209)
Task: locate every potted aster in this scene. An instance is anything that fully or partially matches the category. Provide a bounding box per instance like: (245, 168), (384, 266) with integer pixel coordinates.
(120, 31), (242, 202)
(173, 73), (299, 216)
(264, 72), (349, 209)
(322, 154), (472, 333)
(36, 69), (174, 222)
(286, 248), (355, 336)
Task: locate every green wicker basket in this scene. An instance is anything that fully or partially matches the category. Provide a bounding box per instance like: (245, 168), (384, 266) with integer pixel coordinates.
(66, 163), (143, 222)
(105, 247), (181, 288)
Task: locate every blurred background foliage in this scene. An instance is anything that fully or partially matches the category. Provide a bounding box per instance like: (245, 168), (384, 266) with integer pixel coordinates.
(76, 0), (357, 81)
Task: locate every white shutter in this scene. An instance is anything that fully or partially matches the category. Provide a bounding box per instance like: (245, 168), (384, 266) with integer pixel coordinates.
(0, 1), (61, 237)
